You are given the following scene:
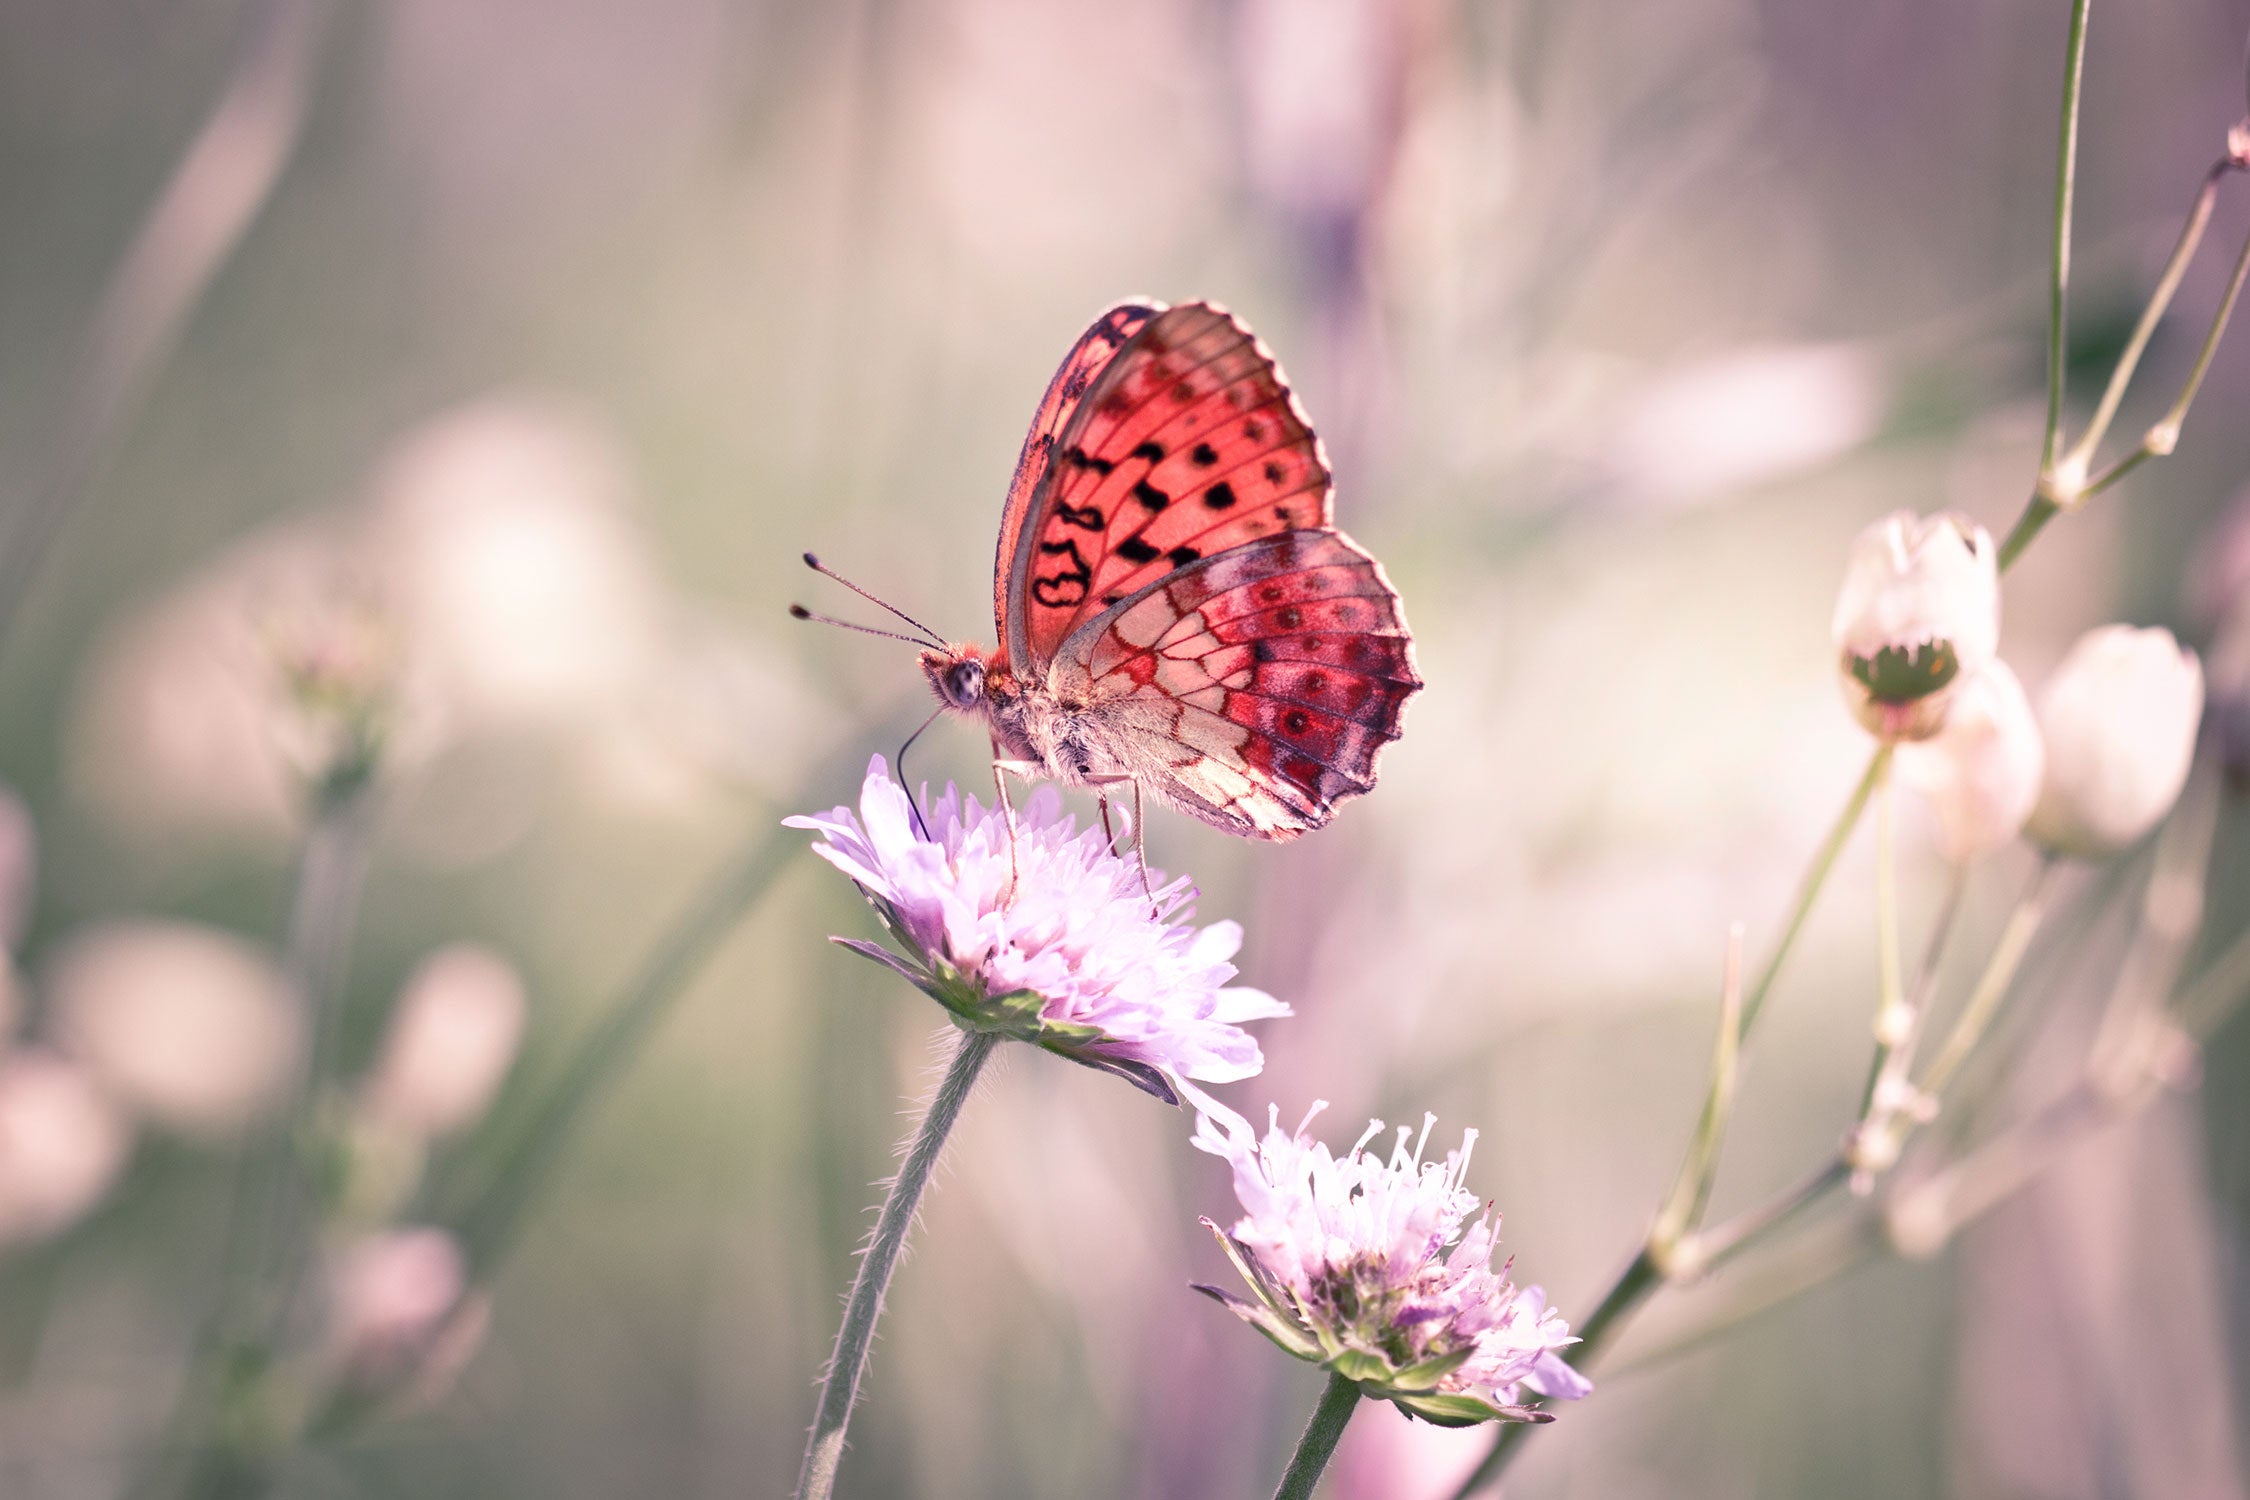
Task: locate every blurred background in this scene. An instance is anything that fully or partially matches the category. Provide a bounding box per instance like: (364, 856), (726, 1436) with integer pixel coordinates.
(2, 0), (2249, 1496)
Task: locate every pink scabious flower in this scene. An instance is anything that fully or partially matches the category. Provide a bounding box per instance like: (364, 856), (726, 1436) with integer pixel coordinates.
(787, 757), (1288, 1103)
(1191, 1098), (1590, 1426)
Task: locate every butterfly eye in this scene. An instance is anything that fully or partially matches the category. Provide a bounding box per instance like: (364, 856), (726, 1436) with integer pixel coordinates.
(947, 661), (985, 706)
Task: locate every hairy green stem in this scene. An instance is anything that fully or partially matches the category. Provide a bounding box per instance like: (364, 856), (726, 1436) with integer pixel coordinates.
(1272, 1372), (1362, 1500)
(797, 1029), (999, 1500)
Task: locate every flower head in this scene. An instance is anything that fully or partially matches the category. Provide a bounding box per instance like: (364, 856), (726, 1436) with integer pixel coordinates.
(2026, 625), (2205, 858)
(787, 758), (1287, 1102)
(1895, 659), (2045, 864)
(1832, 511), (2000, 741)
(1190, 1098), (1588, 1426)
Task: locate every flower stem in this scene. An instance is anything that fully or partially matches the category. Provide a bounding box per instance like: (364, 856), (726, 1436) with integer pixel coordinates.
(2039, 0), (2091, 476)
(1857, 861), (1966, 1119)
(797, 1029), (1000, 1500)
(1451, 1248), (1660, 1498)
(1917, 858), (2056, 1100)
(1870, 759), (1904, 1051)
(1273, 1372), (1362, 1500)
(451, 824), (802, 1275)
(1741, 744), (1889, 1038)
(2061, 159), (2235, 476)
(1999, 0), (2091, 570)
(2081, 215), (2250, 499)
(153, 780), (375, 1499)
(1455, 747), (1886, 1499)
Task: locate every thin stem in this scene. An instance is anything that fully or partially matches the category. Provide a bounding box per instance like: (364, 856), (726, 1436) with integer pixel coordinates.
(2061, 161), (2233, 475)
(1917, 858), (2056, 1100)
(1449, 1250), (1661, 1499)
(2174, 916), (2250, 1039)
(2039, 0), (2092, 475)
(2082, 218), (2250, 498)
(1996, 498), (2059, 573)
(797, 1029), (1000, 1500)
(1741, 745), (1890, 1038)
(1271, 1372), (1362, 1500)
(300, 814), (811, 1451)
(1870, 760), (1904, 1062)
(154, 783), (375, 1500)
(1858, 865), (1967, 1117)
(1651, 925), (1747, 1251)
(1455, 747), (1885, 1499)
(1690, 1159), (1852, 1275)
(451, 827), (802, 1274)
(1604, 1213), (1885, 1382)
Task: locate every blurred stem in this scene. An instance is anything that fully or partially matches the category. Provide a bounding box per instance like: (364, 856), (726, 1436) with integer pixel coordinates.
(1917, 858), (2057, 1100)
(450, 824), (802, 1276)
(1858, 864), (1966, 1119)
(1457, 745), (1888, 1498)
(158, 780), (375, 1500)
(1999, 0), (2089, 569)
(1650, 925), (1746, 1253)
(2038, 0), (2090, 476)
(798, 1029), (999, 1500)
(300, 805), (815, 1452)
(1691, 1158), (1852, 1275)
(2061, 158), (2238, 475)
(1452, 1250), (1662, 1498)
(1741, 744), (1890, 1038)
(1271, 1373), (1361, 1500)
(1871, 761), (1905, 1064)
(2081, 217), (2250, 499)
(0, 0), (324, 647)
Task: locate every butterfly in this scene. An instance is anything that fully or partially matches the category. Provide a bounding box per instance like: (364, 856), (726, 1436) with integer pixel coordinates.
(808, 299), (1420, 844)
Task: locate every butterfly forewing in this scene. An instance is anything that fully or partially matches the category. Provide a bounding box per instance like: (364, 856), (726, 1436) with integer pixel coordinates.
(992, 300), (1162, 655)
(1004, 303), (1333, 670)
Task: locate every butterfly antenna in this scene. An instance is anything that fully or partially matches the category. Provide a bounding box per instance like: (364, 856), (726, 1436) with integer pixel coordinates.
(895, 704), (945, 842)
(786, 604), (935, 647)
(801, 553), (946, 647)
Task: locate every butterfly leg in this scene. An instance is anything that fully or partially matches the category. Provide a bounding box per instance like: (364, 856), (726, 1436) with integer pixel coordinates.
(991, 758), (1045, 896)
(1080, 773), (1156, 916)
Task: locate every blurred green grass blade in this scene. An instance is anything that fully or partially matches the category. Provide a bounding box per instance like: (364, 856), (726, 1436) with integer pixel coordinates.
(446, 818), (802, 1276)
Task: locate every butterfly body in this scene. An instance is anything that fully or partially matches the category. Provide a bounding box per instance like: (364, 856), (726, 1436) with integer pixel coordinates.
(918, 299), (1418, 841)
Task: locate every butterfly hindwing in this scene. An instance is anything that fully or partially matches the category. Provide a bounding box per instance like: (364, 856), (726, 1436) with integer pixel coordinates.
(1003, 303), (1332, 671)
(1053, 531), (1420, 838)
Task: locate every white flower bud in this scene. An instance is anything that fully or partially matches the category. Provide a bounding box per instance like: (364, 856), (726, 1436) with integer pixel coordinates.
(359, 944), (525, 1139)
(1832, 511), (2000, 740)
(0, 1049), (133, 1246)
(327, 1227), (488, 1401)
(2025, 626), (2204, 858)
(1895, 660), (2045, 864)
(47, 921), (301, 1139)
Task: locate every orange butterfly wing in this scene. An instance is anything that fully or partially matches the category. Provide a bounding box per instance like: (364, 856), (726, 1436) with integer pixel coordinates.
(1000, 303), (1334, 671)
(992, 300), (1162, 659)
(998, 301), (1419, 837)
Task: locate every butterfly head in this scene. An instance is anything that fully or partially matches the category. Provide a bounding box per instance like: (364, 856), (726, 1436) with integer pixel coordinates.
(922, 645), (991, 714)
